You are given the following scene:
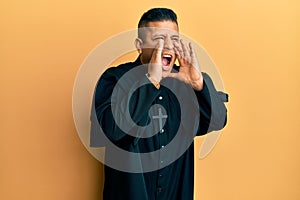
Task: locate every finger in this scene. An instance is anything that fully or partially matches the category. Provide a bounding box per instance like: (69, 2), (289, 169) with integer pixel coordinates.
(151, 39), (164, 64)
(189, 42), (196, 58)
(173, 41), (183, 59)
(188, 42), (201, 73)
(174, 45), (182, 59)
(180, 39), (190, 61)
(155, 39), (164, 56)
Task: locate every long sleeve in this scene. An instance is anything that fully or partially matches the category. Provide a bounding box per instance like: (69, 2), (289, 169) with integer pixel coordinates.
(94, 65), (161, 143)
(194, 73), (228, 136)
(91, 61), (229, 200)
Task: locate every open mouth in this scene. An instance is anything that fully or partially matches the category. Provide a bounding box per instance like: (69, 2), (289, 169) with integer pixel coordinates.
(162, 54), (172, 66)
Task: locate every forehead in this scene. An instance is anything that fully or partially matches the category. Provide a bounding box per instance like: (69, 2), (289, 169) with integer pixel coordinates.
(143, 20), (179, 36)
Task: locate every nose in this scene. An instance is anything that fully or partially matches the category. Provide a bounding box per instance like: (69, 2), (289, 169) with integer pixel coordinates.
(164, 37), (174, 50)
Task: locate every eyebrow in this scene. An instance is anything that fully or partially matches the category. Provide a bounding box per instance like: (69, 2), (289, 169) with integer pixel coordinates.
(152, 34), (179, 38)
(153, 33), (166, 37)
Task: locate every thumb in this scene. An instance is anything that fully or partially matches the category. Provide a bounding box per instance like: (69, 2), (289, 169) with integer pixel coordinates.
(153, 39), (164, 59)
(167, 72), (179, 79)
(167, 72), (187, 83)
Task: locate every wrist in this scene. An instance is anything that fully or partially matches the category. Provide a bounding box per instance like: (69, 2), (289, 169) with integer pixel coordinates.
(146, 73), (160, 89)
(147, 69), (161, 83)
(190, 78), (203, 91)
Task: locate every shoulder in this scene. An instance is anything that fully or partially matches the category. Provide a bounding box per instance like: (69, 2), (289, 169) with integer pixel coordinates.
(94, 61), (137, 100)
(102, 61), (137, 79)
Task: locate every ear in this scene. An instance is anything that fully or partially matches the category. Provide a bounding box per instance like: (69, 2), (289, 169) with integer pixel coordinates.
(135, 38), (143, 54)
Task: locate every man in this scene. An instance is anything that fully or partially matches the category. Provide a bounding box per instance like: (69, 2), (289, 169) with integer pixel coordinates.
(92, 8), (228, 200)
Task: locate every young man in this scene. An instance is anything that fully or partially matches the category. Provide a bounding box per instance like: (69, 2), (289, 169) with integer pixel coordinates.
(92, 8), (228, 200)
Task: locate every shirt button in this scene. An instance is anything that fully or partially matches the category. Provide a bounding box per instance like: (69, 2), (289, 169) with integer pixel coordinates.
(157, 187), (163, 192)
(159, 174), (163, 177)
(160, 160), (164, 164)
(161, 145), (165, 148)
(158, 96), (163, 100)
(161, 129), (165, 133)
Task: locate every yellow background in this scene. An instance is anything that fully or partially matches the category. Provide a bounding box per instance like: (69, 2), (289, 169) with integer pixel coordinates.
(1, 0), (299, 199)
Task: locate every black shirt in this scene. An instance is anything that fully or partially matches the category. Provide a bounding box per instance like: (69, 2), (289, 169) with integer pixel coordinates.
(91, 57), (228, 200)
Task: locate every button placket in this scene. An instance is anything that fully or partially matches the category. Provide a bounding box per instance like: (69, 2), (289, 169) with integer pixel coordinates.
(156, 93), (168, 197)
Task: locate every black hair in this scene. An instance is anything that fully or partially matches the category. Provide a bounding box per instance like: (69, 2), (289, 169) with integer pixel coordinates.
(137, 8), (178, 39)
(138, 8), (178, 28)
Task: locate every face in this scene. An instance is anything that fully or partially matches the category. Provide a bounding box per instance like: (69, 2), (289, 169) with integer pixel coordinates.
(136, 20), (179, 78)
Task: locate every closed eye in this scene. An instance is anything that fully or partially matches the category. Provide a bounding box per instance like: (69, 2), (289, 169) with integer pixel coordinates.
(153, 36), (164, 40)
(171, 37), (179, 41)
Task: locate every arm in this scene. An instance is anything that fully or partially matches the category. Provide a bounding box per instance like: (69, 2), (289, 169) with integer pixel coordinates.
(94, 67), (160, 142)
(168, 39), (228, 135)
(194, 73), (228, 135)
